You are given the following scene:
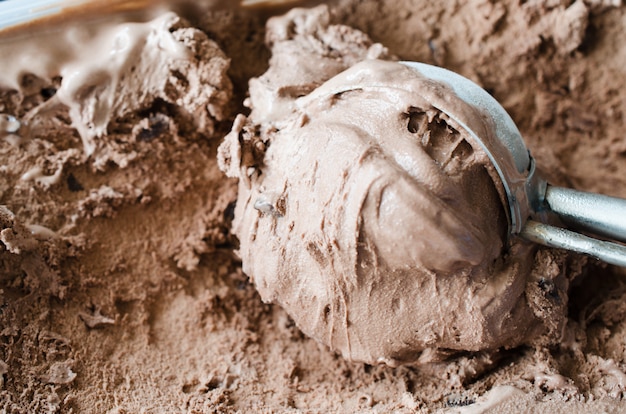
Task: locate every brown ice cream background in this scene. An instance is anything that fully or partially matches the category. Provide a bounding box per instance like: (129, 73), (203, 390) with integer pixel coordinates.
(2, 1), (626, 413)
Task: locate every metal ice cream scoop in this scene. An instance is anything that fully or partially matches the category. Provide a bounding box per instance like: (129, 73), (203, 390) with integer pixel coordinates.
(402, 61), (626, 267)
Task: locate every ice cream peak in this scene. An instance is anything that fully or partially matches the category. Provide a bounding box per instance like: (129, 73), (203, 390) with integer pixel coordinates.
(220, 18), (571, 363)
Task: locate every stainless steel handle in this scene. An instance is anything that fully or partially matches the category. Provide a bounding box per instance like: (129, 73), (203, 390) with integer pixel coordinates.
(520, 220), (626, 267)
(545, 186), (626, 243)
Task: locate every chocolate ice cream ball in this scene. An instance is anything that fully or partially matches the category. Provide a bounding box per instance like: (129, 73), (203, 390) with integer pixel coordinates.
(221, 59), (567, 366)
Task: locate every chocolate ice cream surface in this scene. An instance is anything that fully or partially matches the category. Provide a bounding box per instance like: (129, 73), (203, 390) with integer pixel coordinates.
(2, 2), (626, 413)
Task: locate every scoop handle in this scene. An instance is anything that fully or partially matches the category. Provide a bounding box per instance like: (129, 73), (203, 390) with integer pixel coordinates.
(544, 186), (626, 243)
(520, 220), (626, 267)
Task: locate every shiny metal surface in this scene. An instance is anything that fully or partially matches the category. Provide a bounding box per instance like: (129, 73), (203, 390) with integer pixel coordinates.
(521, 221), (626, 267)
(545, 186), (626, 243)
(0, 0), (304, 33)
(0, 0), (115, 30)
